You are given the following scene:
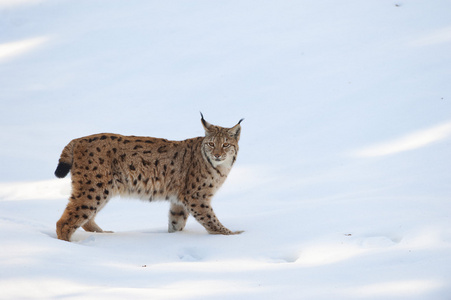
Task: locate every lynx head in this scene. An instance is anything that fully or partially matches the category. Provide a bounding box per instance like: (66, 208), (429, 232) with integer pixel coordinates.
(200, 113), (243, 167)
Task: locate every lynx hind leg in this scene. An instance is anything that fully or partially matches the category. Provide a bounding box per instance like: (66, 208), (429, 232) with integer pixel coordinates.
(56, 192), (110, 241)
(56, 200), (94, 241)
(168, 203), (189, 233)
(82, 218), (113, 233)
(81, 197), (112, 233)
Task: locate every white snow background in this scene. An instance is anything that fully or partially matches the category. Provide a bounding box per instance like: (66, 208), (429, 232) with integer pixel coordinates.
(1, 0), (450, 299)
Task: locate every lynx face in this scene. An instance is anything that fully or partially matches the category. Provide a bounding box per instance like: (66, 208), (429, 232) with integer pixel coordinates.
(203, 138), (236, 164)
(202, 130), (239, 166)
(201, 115), (242, 167)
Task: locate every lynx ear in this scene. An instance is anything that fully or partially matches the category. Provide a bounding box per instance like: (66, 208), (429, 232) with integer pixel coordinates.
(229, 118), (244, 141)
(200, 112), (214, 134)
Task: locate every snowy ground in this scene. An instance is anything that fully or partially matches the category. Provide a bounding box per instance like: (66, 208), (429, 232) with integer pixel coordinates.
(1, 0), (450, 299)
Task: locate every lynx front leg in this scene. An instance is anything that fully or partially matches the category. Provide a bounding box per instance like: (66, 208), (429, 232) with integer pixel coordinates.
(189, 201), (243, 235)
(168, 202), (189, 232)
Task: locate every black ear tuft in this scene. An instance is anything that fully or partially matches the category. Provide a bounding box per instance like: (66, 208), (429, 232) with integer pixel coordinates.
(238, 118), (244, 124)
(200, 112), (208, 128)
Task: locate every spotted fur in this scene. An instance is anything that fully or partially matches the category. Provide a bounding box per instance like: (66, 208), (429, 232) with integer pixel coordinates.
(55, 115), (243, 241)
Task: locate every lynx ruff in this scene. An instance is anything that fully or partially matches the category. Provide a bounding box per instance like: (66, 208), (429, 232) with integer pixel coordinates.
(54, 115), (244, 241)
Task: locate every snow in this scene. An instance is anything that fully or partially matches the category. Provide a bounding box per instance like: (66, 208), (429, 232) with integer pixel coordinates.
(1, 0), (451, 299)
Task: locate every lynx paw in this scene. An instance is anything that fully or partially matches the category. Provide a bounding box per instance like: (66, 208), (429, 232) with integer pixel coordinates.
(233, 230), (244, 235)
(209, 229), (244, 235)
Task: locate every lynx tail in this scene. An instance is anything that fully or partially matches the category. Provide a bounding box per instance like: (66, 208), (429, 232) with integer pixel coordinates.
(54, 140), (75, 178)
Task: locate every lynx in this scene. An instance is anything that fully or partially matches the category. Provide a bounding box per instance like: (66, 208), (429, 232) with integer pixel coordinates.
(54, 114), (243, 241)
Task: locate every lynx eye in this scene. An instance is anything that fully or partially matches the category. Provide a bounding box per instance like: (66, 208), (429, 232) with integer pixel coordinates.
(208, 142), (215, 147)
(223, 143), (230, 148)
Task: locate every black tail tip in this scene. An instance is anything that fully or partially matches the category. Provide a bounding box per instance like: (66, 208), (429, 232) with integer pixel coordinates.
(54, 162), (71, 178)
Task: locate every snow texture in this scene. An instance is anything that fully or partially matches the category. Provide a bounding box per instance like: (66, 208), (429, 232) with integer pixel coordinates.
(1, 0), (450, 299)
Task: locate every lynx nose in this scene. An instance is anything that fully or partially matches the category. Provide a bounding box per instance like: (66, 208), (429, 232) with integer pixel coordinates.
(214, 154), (222, 160)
